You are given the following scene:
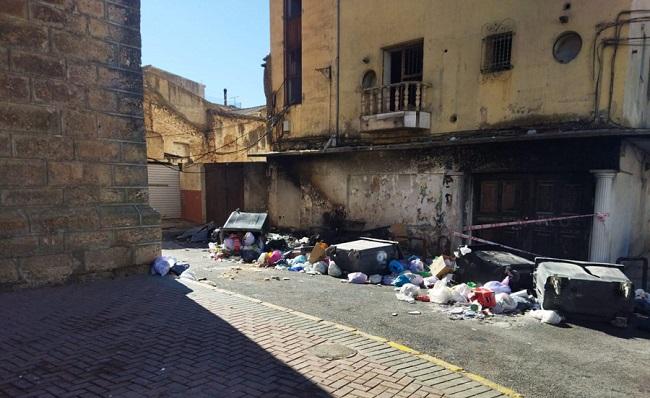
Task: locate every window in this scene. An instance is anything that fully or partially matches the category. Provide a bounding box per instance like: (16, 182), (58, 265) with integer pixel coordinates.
(553, 31), (582, 64)
(284, 0), (302, 105)
(482, 32), (513, 73)
(387, 42), (423, 84)
(361, 70), (377, 89)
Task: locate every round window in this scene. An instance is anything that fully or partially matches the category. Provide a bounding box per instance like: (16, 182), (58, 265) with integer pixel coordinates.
(361, 70), (377, 89)
(553, 31), (582, 63)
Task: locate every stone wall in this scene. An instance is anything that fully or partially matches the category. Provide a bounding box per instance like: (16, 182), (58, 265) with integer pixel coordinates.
(0, 0), (161, 289)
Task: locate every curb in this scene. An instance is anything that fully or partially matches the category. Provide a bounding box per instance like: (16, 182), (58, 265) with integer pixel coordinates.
(189, 279), (523, 398)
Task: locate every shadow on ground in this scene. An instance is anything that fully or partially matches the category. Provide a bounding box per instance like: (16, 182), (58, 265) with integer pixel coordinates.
(0, 276), (330, 397)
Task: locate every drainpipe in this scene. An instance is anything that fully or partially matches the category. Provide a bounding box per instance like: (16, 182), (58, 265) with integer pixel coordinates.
(333, 0), (340, 147)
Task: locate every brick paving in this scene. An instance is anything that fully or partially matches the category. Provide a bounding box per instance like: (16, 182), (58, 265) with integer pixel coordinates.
(0, 276), (508, 397)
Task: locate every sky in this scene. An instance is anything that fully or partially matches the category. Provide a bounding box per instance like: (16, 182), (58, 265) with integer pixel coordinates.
(141, 0), (270, 108)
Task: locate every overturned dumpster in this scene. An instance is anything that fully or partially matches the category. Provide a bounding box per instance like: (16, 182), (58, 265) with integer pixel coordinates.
(534, 258), (634, 322)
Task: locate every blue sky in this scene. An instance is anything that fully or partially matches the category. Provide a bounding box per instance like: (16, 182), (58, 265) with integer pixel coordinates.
(141, 1), (270, 108)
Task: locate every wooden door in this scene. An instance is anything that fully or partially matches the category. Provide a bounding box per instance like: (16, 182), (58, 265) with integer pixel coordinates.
(205, 163), (244, 226)
(473, 173), (594, 260)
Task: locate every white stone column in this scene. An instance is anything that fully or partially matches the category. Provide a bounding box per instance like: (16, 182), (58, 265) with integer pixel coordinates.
(589, 170), (617, 262)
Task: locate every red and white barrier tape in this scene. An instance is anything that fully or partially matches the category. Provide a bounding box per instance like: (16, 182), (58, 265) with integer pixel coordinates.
(462, 212), (609, 232)
(452, 231), (541, 257)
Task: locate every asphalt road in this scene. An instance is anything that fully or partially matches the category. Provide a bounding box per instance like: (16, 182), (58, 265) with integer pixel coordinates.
(163, 242), (650, 398)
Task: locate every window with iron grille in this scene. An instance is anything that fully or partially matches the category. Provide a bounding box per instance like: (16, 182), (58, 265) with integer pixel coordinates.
(482, 32), (513, 73)
(284, 0), (302, 105)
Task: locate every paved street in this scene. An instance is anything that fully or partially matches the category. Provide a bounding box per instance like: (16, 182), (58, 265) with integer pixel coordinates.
(164, 242), (650, 398)
(0, 273), (508, 398)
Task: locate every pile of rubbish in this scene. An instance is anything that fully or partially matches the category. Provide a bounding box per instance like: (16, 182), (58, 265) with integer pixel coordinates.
(151, 255), (196, 281)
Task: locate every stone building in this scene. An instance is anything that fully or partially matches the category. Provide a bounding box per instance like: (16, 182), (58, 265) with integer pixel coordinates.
(263, 0), (650, 266)
(0, 0), (160, 289)
(143, 66), (268, 225)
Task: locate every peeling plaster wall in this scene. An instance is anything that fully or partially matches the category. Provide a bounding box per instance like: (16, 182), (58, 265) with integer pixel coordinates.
(268, 151), (464, 255)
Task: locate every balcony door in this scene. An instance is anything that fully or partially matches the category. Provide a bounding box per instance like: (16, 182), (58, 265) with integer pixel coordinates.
(385, 41), (423, 111)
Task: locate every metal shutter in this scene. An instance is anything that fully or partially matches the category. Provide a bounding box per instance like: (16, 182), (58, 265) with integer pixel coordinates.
(147, 163), (181, 219)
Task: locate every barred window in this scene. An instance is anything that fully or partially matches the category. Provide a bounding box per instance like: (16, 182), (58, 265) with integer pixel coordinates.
(482, 32), (513, 73)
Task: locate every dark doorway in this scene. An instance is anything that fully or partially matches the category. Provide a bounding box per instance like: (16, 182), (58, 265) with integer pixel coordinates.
(473, 173), (594, 260)
(205, 163), (244, 226)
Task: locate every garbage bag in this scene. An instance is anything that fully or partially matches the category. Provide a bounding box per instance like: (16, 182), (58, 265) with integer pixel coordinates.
(169, 263), (189, 276)
(152, 256), (176, 276)
(423, 276), (439, 288)
(450, 283), (471, 304)
(408, 258), (425, 273)
(313, 261), (328, 274)
(382, 274), (396, 285)
(291, 255), (307, 265)
(493, 292), (517, 314)
(268, 250), (283, 265)
(389, 259), (405, 274)
(243, 232), (255, 246)
(396, 283), (421, 303)
(369, 274), (382, 284)
(430, 279), (453, 304)
(327, 261), (342, 277)
(528, 309), (562, 324)
(393, 273), (412, 287)
(406, 273), (424, 287)
(483, 278), (511, 294)
(256, 252), (268, 266)
(348, 272), (368, 284)
(241, 249), (260, 263)
(288, 265), (304, 272)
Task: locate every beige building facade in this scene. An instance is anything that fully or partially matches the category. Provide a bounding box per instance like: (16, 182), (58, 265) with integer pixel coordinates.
(144, 66), (268, 225)
(264, 0), (650, 270)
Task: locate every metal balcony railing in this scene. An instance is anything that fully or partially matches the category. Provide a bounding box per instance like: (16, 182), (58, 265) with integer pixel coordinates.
(361, 81), (430, 116)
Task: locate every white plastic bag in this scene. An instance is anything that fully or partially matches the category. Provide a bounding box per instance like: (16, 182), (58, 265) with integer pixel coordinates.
(430, 279), (453, 304)
(369, 274), (382, 284)
(495, 292), (517, 313)
(423, 276), (439, 288)
(483, 278), (511, 294)
(450, 283), (471, 304)
(152, 256), (176, 276)
(327, 261), (342, 277)
(396, 283), (421, 303)
(348, 272), (368, 284)
(313, 261), (328, 274)
(527, 309), (562, 325)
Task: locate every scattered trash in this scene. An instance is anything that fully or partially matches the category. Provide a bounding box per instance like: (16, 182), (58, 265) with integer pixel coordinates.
(430, 256), (454, 279)
(327, 261), (342, 277)
(348, 272), (368, 284)
(391, 312), (398, 316)
(408, 311), (421, 315)
(528, 309), (562, 325)
(152, 256), (176, 276)
(389, 259), (404, 274)
(369, 274), (382, 284)
(312, 261), (328, 274)
(430, 279), (453, 304)
(396, 283), (420, 303)
(169, 262), (190, 276)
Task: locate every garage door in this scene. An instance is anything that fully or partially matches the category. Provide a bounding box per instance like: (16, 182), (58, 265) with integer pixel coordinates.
(147, 163), (181, 219)
(473, 173), (594, 260)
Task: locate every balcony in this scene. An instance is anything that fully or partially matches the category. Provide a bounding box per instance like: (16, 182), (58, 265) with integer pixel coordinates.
(360, 81), (431, 132)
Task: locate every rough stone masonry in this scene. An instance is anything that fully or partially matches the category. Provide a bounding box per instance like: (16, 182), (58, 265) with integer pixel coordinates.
(0, 0), (161, 289)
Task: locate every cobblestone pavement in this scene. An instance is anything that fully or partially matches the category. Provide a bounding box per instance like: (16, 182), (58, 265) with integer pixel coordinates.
(0, 275), (509, 398)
